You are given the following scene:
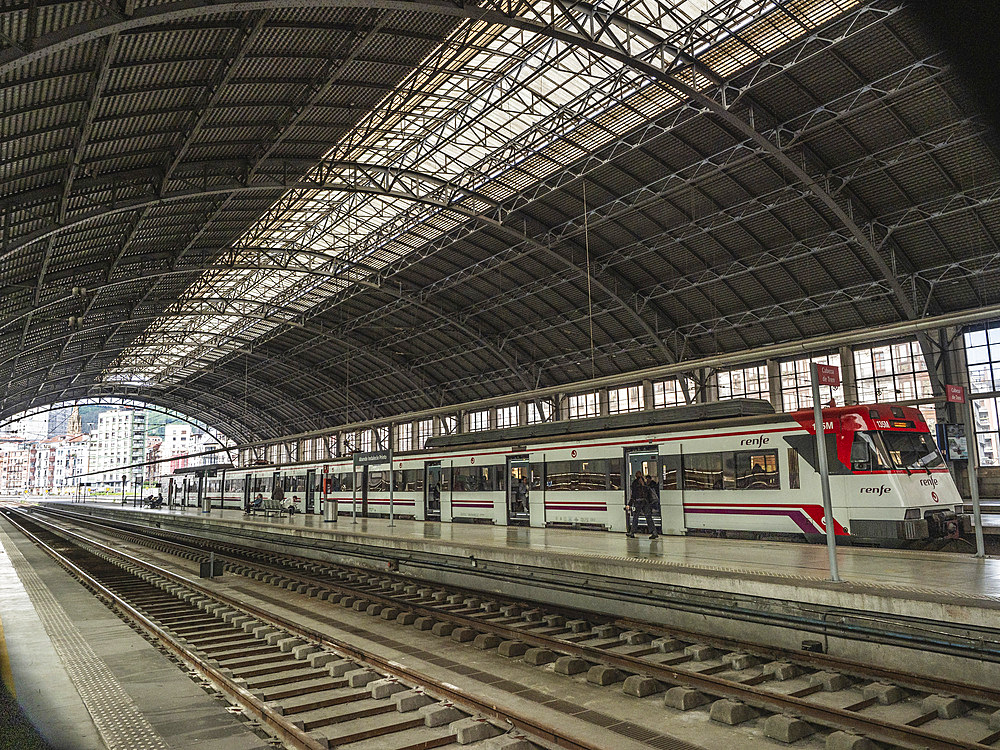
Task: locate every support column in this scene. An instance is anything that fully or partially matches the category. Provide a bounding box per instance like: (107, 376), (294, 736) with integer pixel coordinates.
(599, 388), (610, 417)
(518, 400), (528, 426)
(642, 379), (654, 410)
(702, 369), (718, 403)
(767, 359), (782, 412)
(839, 345), (857, 405)
(199, 473), (209, 513)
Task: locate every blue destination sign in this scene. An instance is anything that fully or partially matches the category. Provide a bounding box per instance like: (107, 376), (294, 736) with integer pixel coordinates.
(353, 450), (390, 467)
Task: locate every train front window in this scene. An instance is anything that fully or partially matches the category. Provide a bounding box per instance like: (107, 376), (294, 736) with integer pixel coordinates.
(879, 432), (945, 472)
(850, 431), (892, 472)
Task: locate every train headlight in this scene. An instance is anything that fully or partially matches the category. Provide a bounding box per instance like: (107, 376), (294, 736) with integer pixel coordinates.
(954, 504), (964, 514)
(904, 508), (921, 520)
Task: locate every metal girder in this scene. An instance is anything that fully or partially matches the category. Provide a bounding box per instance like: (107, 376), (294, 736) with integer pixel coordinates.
(159, 12), (272, 190)
(307, 42), (942, 353)
(0, 160), (502, 261)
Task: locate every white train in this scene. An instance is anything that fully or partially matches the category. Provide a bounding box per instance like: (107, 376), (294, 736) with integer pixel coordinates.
(193, 400), (964, 541)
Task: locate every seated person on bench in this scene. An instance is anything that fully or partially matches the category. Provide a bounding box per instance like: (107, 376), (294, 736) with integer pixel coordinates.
(245, 493), (265, 514)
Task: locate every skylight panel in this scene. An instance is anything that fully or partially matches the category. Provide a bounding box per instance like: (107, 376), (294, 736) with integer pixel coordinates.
(105, 0), (856, 387)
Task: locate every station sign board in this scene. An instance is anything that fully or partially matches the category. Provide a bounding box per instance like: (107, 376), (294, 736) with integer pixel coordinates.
(945, 384), (966, 403)
(815, 363), (840, 387)
(353, 450), (390, 467)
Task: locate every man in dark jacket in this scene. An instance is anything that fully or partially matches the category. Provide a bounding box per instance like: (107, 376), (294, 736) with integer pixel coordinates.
(626, 470), (658, 539)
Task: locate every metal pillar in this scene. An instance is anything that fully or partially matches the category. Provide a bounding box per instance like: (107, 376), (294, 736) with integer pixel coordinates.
(351, 468), (358, 524)
(965, 399), (986, 558)
(199, 472), (209, 513)
(810, 363), (841, 582)
(388, 447), (395, 527)
(323, 471), (336, 522)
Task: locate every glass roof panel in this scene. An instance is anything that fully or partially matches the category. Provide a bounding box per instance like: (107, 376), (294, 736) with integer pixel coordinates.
(104, 0), (857, 387)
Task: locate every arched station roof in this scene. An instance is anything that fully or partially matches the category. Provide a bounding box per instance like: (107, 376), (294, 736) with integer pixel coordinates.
(1, 0), (998, 441)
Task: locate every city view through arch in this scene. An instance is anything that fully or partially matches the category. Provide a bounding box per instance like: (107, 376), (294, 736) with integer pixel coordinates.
(0, 399), (234, 497)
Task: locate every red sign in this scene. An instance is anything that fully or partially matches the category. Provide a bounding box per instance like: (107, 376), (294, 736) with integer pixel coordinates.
(945, 384), (966, 404)
(323, 465), (329, 474)
(815, 363), (840, 387)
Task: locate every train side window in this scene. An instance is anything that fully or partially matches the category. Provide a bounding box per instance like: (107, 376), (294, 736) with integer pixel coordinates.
(788, 448), (800, 489)
(682, 453), (724, 490)
(722, 452), (736, 489)
(735, 450), (779, 489)
(529, 463), (544, 491)
(545, 459), (611, 491)
(608, 458), (623, 491)
(661, 454), (681, 490)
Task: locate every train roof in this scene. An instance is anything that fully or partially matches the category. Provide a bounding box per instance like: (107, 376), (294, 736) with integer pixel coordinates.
(424, 399), (775, 450)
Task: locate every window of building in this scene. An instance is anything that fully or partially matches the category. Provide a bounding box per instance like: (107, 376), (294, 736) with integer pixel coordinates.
(468, 409), (491, 432)
(417, 419), (434, 448)
(395, 423), (413, 452)
(965, 323), (1000, 467)
(440, 415), (458, 435)
(376, 426), (389, 451)
(652, 379), (685, 408)
(342, 431), (357, 455)
(779, 354), (843, 411)
(527, 399), (554, 424)
(854, 339), (936, 432)
(608, 385), (644, 414)
(360, 429), (374, 452)
(567, 391), (600, 419)
(497, 405), (518, 429)
(717, 364), (769, 401)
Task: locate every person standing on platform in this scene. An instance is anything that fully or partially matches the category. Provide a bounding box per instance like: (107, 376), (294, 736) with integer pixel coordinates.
(626, 470), (646, 538)
(645, 474), (661, 539)
(272, 480), (284, 512)
(515, 477), (529, 512)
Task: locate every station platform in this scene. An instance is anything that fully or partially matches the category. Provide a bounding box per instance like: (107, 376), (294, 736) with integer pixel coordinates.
(0, 512), (265, 750)
(38, 500), (1000, 634)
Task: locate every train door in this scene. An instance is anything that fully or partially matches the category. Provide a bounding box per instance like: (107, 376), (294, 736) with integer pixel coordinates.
(424, 462), (442, 521)
(305, 469), (316, 513)
(625, 449), (661, 534)
(243, 473), (251, 509)
(272, 472), (281, 504)
(506, 456), (530, 526)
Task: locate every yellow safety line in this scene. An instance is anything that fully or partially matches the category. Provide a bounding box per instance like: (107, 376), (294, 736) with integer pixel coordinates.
(0, 611), (15, 699)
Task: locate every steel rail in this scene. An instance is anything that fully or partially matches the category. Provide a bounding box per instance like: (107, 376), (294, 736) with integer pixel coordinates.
(222, 555), (1000, 750)
(37, 504), (1000, 705)
(44, 504), (1000, 668)
(29, 505), (998, 750)
(4, 507), (611, 750)
(0, 510), (327, 750)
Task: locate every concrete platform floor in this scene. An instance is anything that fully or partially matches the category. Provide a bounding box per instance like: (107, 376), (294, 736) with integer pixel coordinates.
(0, 514), (265, 750)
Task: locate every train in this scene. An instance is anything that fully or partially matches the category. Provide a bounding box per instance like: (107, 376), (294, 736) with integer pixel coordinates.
(179, 399), (965, 542)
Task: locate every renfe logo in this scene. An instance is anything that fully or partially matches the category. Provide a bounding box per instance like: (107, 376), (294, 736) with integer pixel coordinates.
(919, 477), (939, 488)
(860, 486), (892, 496)
(740, 435), (770, 447)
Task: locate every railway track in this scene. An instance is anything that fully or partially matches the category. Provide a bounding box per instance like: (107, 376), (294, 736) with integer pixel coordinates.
(9, 505), (1000, 750)
(2, 508), (588, 750)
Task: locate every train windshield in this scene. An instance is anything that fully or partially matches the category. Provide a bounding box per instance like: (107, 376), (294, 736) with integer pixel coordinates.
(879, 432), (945, 472)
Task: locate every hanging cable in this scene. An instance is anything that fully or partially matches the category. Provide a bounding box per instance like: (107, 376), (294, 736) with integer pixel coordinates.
(582, 180), (596, 380)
